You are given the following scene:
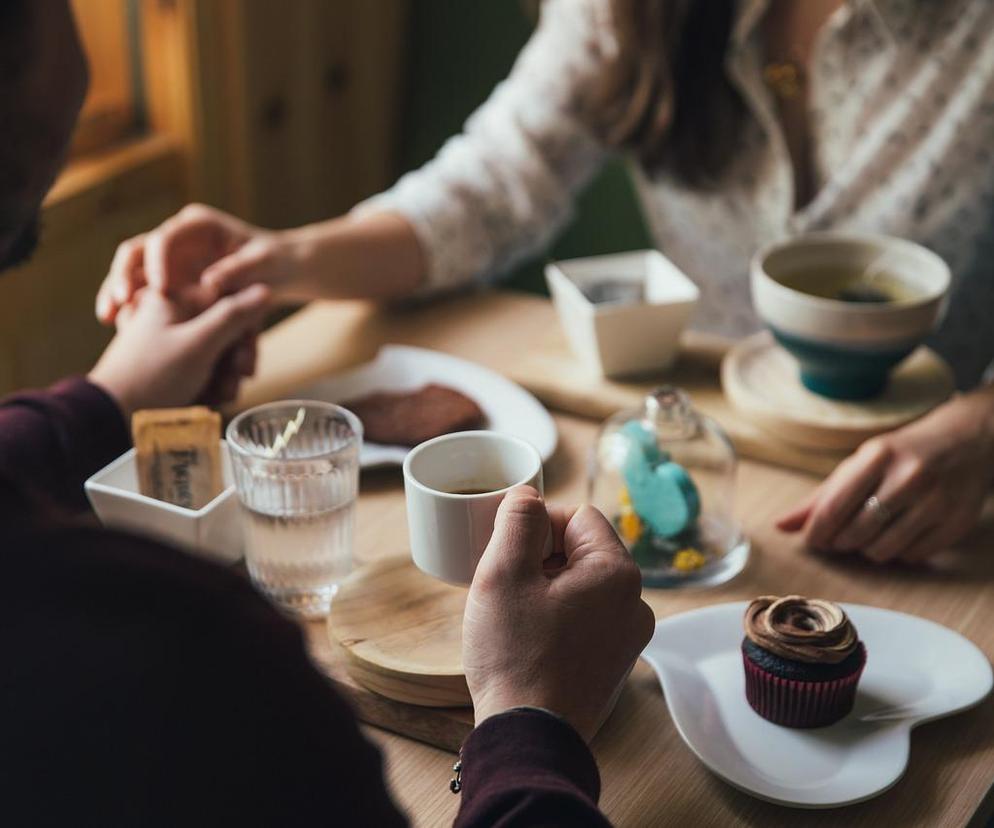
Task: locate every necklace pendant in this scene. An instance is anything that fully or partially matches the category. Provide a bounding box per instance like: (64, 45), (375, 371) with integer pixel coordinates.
(763, 61), (804, 100)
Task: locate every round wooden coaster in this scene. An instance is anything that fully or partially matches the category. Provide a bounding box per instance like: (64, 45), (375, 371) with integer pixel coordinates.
(328, 556), (471, 707)
(721, 332), (954, 452)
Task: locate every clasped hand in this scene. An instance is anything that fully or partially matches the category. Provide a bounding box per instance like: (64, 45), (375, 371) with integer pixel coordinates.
(91, 205), (286, 413)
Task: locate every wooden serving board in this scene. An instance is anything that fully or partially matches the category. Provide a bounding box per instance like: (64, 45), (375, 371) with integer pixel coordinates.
(503, 326), (849, 477)
(721, 333), (955, 452)
(304, 619), (473, 754)
(327, 556), (471, 708)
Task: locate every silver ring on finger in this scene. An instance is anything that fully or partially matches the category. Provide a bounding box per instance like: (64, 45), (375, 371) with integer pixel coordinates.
(863, 495), (896, 527)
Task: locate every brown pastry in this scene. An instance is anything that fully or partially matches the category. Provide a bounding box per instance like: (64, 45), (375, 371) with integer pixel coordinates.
(342, 384), (485, 447)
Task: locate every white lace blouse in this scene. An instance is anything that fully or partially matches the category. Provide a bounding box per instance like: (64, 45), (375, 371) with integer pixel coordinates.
(358, 0), (994, 388)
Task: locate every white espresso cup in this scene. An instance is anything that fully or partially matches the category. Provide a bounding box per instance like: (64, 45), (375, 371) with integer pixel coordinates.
(402, 431), (544, 585)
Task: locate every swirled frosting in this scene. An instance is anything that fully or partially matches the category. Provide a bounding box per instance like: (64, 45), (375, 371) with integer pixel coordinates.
(743, 595), (859, 664)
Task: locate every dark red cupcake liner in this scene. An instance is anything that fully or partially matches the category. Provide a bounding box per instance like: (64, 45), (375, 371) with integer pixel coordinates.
(742, 643), (867, 728)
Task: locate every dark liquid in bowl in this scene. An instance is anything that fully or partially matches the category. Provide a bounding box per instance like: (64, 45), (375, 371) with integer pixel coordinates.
(447, 487), (499, 495)
(780, 267), (920, 304)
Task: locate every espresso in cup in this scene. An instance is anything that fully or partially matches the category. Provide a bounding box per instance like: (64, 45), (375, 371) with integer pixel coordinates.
(443, 478), (510, 495)
(402, 431), (543, 585)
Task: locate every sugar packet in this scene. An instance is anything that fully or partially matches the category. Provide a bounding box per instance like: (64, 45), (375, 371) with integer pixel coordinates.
(132, 407), (223, 510)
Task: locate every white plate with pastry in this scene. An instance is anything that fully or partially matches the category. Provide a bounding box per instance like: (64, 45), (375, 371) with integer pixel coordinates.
(642, 602), (992, 808)
(295, 345), (558, 469)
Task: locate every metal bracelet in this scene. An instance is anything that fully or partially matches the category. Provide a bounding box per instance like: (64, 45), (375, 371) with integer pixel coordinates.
(449, 753), (463, 794)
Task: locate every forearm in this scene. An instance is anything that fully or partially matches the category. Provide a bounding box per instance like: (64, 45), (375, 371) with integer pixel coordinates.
(278, 212), (427, 303)
(0, 377), (130, 514)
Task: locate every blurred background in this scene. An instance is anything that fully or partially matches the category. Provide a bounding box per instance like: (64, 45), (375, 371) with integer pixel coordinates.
(1, 0), (649, 396)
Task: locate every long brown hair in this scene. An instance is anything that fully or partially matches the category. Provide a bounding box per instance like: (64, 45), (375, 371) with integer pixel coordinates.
(591, 0), (743, 188)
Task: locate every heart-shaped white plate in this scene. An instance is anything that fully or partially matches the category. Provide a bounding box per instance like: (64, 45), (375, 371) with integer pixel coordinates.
(295, 345), (557, 469)
(642, 602), (992, 808)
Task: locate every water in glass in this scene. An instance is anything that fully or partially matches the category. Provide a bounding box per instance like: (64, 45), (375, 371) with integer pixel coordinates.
(227, 400), (362, 618)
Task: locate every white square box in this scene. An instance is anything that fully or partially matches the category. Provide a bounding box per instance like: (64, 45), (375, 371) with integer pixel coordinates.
(545, 250), (700, 378)
(85, 440), (243, 565)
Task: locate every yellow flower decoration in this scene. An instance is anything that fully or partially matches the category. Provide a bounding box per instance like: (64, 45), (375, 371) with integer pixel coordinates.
(673, 547), (707, 572)
(619, 509), (642, 544)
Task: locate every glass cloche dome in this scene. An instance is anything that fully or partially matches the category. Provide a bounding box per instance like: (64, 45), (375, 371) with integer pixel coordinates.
(589, 386), (749, 588)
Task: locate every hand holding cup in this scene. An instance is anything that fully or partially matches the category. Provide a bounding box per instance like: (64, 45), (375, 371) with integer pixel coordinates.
(463, 487), (656, 742)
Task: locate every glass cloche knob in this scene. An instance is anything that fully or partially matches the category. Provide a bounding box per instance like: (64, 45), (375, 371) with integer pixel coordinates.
(644, 386), (698, 439)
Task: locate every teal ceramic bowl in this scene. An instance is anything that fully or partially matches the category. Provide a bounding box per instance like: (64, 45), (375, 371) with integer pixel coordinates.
(751, 234), (950, 400)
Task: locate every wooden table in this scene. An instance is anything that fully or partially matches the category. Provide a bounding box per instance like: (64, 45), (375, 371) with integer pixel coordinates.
(242, 290), (994, 828)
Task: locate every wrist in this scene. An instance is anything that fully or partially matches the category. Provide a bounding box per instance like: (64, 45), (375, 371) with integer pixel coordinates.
(277, 221), (344, 302)
(472, 688), (551, 727)
(261, 228), (301, 300)
(970, 385), (994, 459)
(472, 686), (583, 739)
(939, 387), (994, 485)
(956, 385), (994, 445)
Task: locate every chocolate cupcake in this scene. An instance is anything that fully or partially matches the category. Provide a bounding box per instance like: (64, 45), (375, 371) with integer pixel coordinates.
(742, 595), (866, 728)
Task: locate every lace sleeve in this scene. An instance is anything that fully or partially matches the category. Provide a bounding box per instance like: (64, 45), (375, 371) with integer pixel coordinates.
(354, 0), (613, 294)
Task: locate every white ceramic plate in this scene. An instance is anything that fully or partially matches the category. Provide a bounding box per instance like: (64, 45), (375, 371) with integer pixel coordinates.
(642, 602), (992, 808)
(295, 345), (558, 468)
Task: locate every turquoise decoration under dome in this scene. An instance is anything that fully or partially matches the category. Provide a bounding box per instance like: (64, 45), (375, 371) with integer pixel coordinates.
(620, 420), (700, 538)
(620, 420), (666, 465)
(589, 386), (749, 589)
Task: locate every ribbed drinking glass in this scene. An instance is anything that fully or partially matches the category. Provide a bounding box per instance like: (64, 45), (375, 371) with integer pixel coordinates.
(226, 400), (362, 618)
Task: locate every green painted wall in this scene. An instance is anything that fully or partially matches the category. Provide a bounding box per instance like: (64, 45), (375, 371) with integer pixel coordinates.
(396, 2), (651, 294)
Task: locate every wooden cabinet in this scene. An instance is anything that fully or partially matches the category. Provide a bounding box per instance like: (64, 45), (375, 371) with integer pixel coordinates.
(144, 0), (409, 227)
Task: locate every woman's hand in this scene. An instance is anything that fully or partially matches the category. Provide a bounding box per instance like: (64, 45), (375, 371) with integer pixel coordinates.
(777, 388), (994, 564)
(97, 205), (426, 322)
(463, 487), (655, 742)
(96, 204), (293, 324)
(89, 285), (271, 419)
